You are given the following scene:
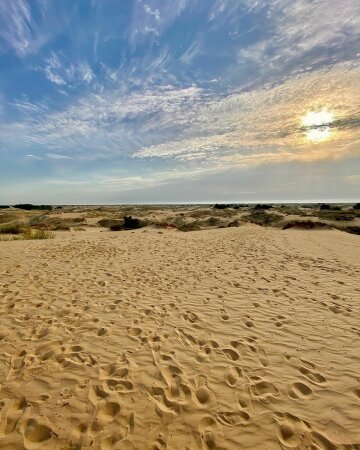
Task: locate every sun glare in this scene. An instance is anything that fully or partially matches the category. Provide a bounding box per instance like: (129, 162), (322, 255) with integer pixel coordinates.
(302, 108), (334, 142)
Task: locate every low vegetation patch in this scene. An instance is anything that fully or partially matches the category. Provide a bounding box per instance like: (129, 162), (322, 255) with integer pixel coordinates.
(97, 218), (123, 228)
(0, 228), (54, 241)
(315, 210), (359, 221)
(0, 224), (25, 234)
(177, 223), (201, 232)
(336, 226), (360, 235)
(283, 220), (330, 230)
(246, 211), (282, 226)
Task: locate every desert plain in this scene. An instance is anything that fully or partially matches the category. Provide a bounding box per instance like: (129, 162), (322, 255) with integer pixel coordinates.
(0, 204), (359, 449)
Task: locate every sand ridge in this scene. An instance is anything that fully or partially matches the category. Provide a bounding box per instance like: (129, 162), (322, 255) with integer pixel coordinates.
(0, 226), (359, 449)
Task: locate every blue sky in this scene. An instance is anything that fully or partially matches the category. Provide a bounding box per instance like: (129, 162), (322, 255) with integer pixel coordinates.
(0, 0), (359, 203)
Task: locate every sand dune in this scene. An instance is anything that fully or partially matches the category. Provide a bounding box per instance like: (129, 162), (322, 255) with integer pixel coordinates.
(0, 226), (359, 449)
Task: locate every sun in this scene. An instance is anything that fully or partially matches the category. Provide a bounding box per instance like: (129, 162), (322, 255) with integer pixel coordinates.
(302, 108), (334, 142)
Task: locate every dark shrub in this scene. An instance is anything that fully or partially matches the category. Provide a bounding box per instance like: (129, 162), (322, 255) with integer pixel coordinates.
(320, 204), (331, 210)
(178, 223), (201, 232)
(253, 204), (272, 210)
(0, 224), (25, 234)
(207, 217), (220, 226)
(0, 205), (10, 209)
(54, 225), (71, 231)
(353, 203), (360, 210)
(246, 211), (282, 226)
(213, 204), (228, 209)
(14, 204), (52, 211)
(337, 226), (360, 235)
(97, 218), (123, 228)
(283, 220), (330, 230)
(228, 219), (240, 227)
(317, 210), (357, 221)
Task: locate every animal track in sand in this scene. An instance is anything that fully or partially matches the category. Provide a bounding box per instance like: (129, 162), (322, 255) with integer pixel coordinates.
(220, 309), (229, 321)
(97, 327), (108, 336)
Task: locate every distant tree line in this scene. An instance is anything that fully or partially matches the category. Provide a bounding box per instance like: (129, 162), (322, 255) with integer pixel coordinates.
(14, 204), (53, 211)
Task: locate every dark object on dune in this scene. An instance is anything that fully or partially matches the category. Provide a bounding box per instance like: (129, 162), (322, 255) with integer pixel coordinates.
(253, 204), (272, 210)
(55, 206), (63, 209)
(109, 216), (147, 231)
(109, 223), (124, 231)
(228, 219), (240, 227)
(0, 205), (10, 209)
(14, 204), (52, 211)
(123, 216), (146, 229)
(213, 204), (228, 209)
(320, 204), (331, 210)
(353, 203), (360, 210)
(283, 220), (330, 230)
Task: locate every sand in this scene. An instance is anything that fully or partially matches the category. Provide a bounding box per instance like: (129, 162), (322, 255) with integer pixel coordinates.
(0, 225), (359, 449)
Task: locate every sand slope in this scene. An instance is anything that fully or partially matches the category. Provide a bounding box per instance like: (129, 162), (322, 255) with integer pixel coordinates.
(0, 226), (359, 449)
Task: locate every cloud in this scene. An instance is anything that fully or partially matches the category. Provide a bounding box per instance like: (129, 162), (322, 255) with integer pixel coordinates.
(43, 52), (95, 87)
(46, 153), (73, 160)
(1, 60), (359, 171)
(235, 0), (360, 87)
(144, 4), (161, 21)
(0, 0), (53, 57)
(0, 0), (33, 56)
(134, 61), (360, 167)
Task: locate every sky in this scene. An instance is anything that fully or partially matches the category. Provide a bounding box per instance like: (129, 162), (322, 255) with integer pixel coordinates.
(0, 0), (359, 204)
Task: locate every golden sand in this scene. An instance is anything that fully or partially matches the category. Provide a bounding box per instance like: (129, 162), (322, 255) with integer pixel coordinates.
(0, 225), (359, 449)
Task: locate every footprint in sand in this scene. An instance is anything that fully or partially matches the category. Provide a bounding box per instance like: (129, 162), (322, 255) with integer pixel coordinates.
(288, 382), (313, 399)
(225, 367), (243, 387)
(23, 418), (53, 443)
(250, 380), (280, 403)
(298, 366), (326, 385)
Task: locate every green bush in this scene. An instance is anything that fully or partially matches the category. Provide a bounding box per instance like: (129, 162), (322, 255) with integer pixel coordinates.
(246, 211), (282, 226)
(0, 224), (25, 234)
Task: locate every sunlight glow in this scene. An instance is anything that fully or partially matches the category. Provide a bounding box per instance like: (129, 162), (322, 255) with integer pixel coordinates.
(302, 109), (334, 142)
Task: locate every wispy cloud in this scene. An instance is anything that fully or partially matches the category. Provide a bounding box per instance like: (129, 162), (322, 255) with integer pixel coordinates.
(134, 62), (360, 167)
(0, 0), (33, 56)
(43, 52), (95, 87)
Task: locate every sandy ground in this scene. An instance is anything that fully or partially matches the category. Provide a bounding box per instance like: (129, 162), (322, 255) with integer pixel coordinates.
(0, 225), (359, 450)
